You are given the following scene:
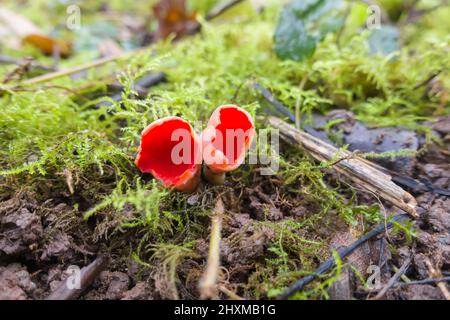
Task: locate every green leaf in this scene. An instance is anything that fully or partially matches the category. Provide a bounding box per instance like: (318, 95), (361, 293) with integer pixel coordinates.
(274, 0), (345, 61)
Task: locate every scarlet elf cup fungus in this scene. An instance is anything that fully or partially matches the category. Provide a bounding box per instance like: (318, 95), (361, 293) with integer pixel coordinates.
(202, 105), (255, 185)
(135, 116), (202, 192)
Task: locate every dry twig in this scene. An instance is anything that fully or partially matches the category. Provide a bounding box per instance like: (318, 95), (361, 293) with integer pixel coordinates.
(397, 277), (450, 287)
(206, 0), (246, 20)
(218, 285), (244, 300)
(362, 276), (450, 293)
(46, 255), (109, 300)
(199, 198), (225, 299)
(372, 256), (411, 300)
(424, 257), (450, 300)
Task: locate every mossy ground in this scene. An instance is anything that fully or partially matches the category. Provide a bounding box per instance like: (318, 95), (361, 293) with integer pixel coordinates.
(0, 0), (449, 299)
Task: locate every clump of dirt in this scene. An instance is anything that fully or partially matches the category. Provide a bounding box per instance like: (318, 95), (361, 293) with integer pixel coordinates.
(0, 190), (101, 299)
(0, 263), (37, 300)
(399, 284), (444, 300)
(84, 271), (131, 300)
(0, 192), (42, 257)
(122, 282), (154, 300)
(432, 116), (450, 136)
(40, 232), (74, 261)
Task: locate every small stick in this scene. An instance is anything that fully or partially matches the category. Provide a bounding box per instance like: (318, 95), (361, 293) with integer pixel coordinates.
(199, 198), (225, 299)
(424, 257), (450, 300)
(372, 256), (411, 300)
(397, 277), (450, 287)
(2, 58), (33, 84)
(64, 168), (74, 194)
(21, 53), (129, 86)
(46, 255), (109, 300)
(392, 264), (411, 283)
(0, 54), (55, 71)
(254, 82), (334, 143)
(278, 213), (410, 299)
(363, 277), (450, 292)
(206, 0), (246, 20)
(218, 285), (244, 300)
(267, 116), (418, 218)
(413, 70), (442, 89)
(253, 82), (295, 122)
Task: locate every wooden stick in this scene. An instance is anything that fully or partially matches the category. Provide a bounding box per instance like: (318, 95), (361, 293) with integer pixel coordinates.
(267, 116), (418, 218)
(372, 256), (411, 300)
(21, 53), (129, 86)
(218, 285), (244, 300)
(46, 255), (109, 300)
(206, 0), (246, 20)
(361, 276), (450, 293)
(0, 54), (56, 71)
(424, 257), (450, 300)
(199, 198), (224, 299)
(397, 277), (450, 287)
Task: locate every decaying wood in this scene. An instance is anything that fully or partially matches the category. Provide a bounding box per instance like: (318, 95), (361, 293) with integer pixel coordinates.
(199, 198), (224, 299)
(267, 116), (418, 218)
(46, 255), (109, 300)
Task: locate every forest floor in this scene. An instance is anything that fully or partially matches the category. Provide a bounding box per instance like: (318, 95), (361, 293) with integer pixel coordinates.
(0, 0), (449, 300)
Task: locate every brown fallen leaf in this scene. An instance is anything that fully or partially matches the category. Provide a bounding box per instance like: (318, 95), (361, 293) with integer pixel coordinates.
(153, 0), (199, 40)
(22, 34), (72, 58)
(0, 9), (71, 58)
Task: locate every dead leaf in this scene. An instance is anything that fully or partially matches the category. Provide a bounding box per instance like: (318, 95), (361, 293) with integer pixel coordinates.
(22, 34), (72, 58)
(0, 9), (71, 57)
(153, 0), (198, 40)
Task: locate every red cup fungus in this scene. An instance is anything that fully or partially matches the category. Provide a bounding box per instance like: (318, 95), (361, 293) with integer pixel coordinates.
(135, 116), (202, 192)
(202, 105), (255, 185)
